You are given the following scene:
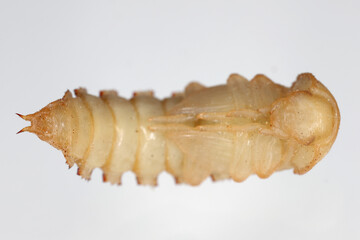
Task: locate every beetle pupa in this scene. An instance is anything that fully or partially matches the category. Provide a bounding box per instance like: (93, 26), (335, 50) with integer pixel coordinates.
(18, 73), (340, 186)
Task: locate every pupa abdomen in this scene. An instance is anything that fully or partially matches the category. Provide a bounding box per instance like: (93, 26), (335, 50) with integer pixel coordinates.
(18, 73), (340, 186)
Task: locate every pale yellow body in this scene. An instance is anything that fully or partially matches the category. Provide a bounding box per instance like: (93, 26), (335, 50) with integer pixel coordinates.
(19, 73), (340, 186)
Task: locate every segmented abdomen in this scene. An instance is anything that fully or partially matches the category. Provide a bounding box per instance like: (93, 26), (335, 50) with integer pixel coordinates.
(18, 73), (340, 186)
(64, 89), (182, 185)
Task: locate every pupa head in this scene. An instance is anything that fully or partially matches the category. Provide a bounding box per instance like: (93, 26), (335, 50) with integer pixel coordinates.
(270, 73), (340, 173)
(270, 73), (340, 146)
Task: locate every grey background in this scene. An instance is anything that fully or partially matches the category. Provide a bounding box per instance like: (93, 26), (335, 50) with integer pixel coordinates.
(1, 0), (359, 239)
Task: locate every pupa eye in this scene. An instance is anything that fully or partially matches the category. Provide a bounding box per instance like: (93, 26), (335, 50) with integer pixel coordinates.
(18, 73), (340, 186)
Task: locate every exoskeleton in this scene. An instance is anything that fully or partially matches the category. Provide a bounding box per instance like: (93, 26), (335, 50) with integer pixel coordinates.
(18, 73), (340, 186)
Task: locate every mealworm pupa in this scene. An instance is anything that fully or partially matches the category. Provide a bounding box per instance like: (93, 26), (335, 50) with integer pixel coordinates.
(18, 73), (340, 186)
